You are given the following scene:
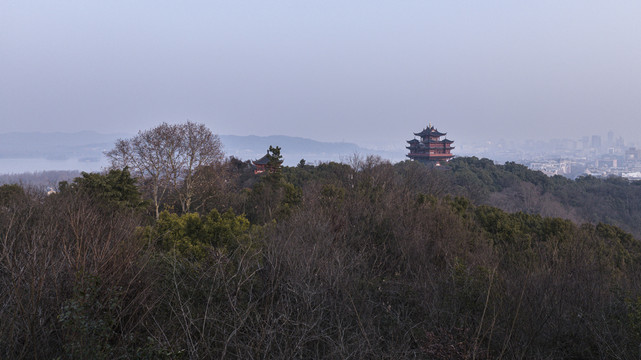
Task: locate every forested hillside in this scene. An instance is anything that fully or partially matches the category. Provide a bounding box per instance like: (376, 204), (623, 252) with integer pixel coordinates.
(445, 157), (641, 238)
(2, 125), (641, 359)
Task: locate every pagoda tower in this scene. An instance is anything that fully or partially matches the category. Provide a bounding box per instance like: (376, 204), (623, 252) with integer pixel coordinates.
(406, 123), (455, 165)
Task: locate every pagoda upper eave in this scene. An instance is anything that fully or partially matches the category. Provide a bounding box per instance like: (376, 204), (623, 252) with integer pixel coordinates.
(414, 130), (446, 137)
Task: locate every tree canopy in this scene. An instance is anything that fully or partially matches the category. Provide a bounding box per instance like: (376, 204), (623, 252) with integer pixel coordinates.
(58, 167), (146, 210)
(105, 121), (224, 217)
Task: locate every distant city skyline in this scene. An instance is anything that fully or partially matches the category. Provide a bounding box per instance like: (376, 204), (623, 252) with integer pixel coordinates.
(2, 1), (640, 149)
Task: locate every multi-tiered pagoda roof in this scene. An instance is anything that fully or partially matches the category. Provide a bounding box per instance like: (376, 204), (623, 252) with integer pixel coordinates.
(406, 124), (454, 165)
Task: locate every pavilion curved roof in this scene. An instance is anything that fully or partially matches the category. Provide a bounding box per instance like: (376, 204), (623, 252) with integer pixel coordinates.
(414, 126), (446, 137)
(253, 153), (271, 165)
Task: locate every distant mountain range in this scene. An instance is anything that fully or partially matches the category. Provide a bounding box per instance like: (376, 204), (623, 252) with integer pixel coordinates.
(220, 135), (404, 165)
(0, 132), (406, 174)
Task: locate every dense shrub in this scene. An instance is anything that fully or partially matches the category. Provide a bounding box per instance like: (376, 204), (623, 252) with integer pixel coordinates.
(3, 159), (641, 358)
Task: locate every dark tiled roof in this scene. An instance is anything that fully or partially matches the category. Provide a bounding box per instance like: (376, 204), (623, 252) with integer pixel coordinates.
(253, 153), (271, 165)
(414, 126), (447, 138)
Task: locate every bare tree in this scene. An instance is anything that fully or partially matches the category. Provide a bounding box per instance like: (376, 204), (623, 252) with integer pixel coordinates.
(105, 121), (224, 217)
(177, 122), (224, 213)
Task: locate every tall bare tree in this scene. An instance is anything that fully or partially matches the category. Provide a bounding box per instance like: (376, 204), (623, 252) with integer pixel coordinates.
(105, 122), (224, 217)
(177, 122), (224, 213)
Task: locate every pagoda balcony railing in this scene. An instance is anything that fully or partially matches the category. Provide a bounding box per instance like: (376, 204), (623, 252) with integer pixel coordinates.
(407, 153), (454, 158)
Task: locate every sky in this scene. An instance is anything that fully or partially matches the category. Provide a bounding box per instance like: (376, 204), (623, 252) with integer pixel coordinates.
(2, 1), (640, 149)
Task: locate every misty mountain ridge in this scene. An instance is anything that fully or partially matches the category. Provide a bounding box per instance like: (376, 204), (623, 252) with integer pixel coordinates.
(221, 135), (404, 165)
(0, 131), (405, 174)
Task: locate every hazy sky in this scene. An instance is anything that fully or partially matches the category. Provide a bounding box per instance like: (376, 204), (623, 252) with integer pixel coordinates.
(2, 1), (640, 148)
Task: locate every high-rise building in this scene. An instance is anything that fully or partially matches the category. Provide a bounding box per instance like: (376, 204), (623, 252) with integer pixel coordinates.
(581, 136), (590, 150)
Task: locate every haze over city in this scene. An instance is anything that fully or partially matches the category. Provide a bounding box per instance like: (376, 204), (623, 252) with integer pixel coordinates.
(2, 1), (640, 151)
